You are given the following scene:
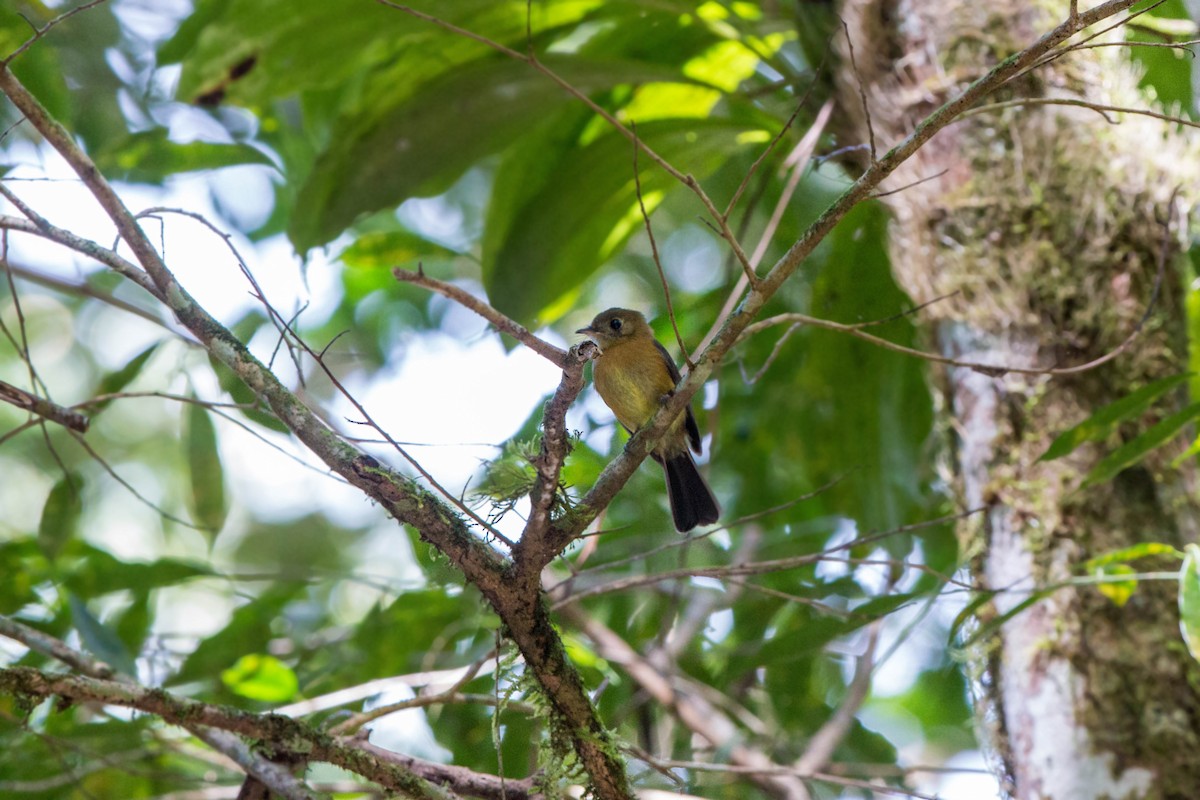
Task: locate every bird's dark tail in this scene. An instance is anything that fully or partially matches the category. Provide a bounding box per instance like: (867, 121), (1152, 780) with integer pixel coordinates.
(662, 453), (720, 533)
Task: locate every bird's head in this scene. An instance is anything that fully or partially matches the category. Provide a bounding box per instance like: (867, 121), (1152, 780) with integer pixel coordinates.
(576, 308), (650, 352)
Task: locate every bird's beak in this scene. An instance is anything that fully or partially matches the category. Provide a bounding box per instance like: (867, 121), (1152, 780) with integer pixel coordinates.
(575, 325), (602, 353)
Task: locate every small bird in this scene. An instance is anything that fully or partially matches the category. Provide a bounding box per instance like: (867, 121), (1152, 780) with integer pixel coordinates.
(576, 308), (719, 532)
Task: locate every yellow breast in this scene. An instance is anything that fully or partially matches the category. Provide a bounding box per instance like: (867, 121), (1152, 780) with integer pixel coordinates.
(593, 337), (679, 434)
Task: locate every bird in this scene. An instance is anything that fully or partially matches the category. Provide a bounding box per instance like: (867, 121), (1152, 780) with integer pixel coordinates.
(576, 308), (719, 532)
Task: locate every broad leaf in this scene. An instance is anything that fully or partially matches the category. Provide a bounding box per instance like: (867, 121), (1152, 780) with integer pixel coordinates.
(185, 399), (227, 539)
(37, 474), (85, 559)
(292, 56), (704, 252)
(69, 593), (137, 677)
(1039, 373), (1190, 462)
(221, 654), (299, 702)
(93, 344), (160, 412)
(1084, 401), (1200, 486)
(92, 130), (273, 183)
(1093, 563), (1138, 607)
(1179, 545), (1200, 663)
(484, 117), (767, 323)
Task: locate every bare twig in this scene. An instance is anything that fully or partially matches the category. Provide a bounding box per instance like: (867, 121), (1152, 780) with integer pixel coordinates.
(3, 260), (185, 338)
(552, 507), (983, 607)
(0, 214), (159, 297)
(1, 0), (111, 65)
(735, 215), (1162, 385)
(840, 17), (876, 162)
(960, 96), (1200, 130)
(638, 757), (940, 800)
(0, 59), (630, 797)
(190, 728), (317, 800)
(134, 206), (305, 379)
(871, 168), (950, 199)
(631, 122), (691, 363)
(393, 267), (567, 367)
(68, 430), (206, 531)
(738, 322), (801, 384)
(724, 36), (835, 222)
(697, 100), (834, 357)
(0, 619), (321, 800)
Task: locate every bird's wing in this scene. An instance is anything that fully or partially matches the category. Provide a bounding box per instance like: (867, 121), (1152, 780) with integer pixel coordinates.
(652, 338), (702, 454)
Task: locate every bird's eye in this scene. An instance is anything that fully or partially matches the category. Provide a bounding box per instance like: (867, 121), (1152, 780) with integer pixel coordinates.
(609, 317), (622, 332)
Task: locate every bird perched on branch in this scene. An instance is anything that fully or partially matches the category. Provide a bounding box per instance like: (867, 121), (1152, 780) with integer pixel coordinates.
(576, 308), (719, 532)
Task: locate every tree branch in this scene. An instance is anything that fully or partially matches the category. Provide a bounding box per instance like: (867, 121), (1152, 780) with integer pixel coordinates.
(517, 342), (596, 567)
(0, 666), (539, 800)
(0, 379), (89, 432)
(0, 60), (631, 800)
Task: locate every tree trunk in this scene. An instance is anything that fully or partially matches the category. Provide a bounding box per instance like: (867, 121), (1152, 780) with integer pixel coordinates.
(836, 1), (1200, 796)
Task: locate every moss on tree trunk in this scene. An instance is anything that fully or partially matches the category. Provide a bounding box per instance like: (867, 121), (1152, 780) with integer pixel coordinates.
(836, 1), (1200, 796)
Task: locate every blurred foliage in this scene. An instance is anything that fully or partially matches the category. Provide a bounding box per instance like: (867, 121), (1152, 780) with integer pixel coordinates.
(5, 0), (1194, 798)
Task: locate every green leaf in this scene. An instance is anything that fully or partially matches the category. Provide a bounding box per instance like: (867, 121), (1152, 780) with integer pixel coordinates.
(37, 474), (85, 559)
(64, 545), (213, 597)
(69, 593), (137, 677)
(0, 539), (47, 614)
(1083, 542), (1182, 571)
(960, 591), (1054, 649)
(292, 55), (703, 252)
(484, 117), (766, 324)
(114, 592), (153, 655)
(92, 130), (273, 184)
(948, 592), (993, 645)
(337, 230), (461, 270)
(1178, 544), (1200, 663)
(171, 585), (303, 686)
(221, 654), (299, 703)
(164, 0), (403, 102)
(1083, 400), (1200, 486)
(1093, 563), (1138, 607)
(1039, 373), (1190, 461)
(93, 344), (160, 411)
(185, 399), (227, 539)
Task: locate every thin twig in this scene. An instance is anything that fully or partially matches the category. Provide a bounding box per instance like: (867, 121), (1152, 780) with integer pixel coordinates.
(3, 260), (185, 339)
(67, 429), (208, 531)
(724, 34), (835, 222)
(631, 121), (690, 364)
(642, 757), (940, 800)
(392, 267), (567, 367)
(840, 17), (876, 163)
(960, 96), (1200, 130)
(562, 605), (813, 800)
(871, 168), (950, 199)
(2, 0), (111, 65)
(134, 207), (306, 382)
(696, 100), (834, 357)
